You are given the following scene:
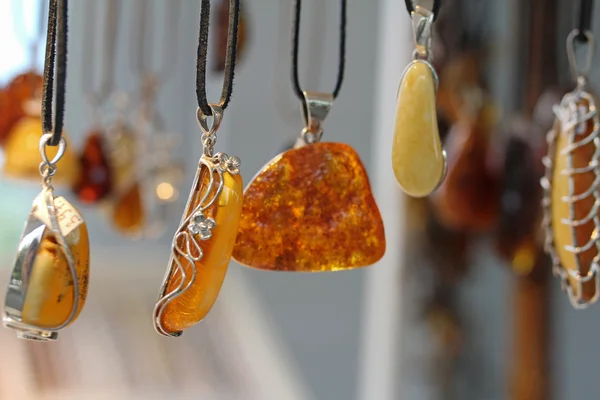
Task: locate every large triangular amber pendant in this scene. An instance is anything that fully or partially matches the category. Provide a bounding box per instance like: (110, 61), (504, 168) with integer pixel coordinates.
(543, 89), (600, 308)
(232, 142), (386, 272)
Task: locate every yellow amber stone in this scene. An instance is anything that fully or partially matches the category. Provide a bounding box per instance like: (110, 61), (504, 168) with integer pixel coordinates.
(551, 102), (598, 303)
(21, 223), (90, 329)
(112, 183), (145, 235)
(2, 116), (80, 185)
(232, 142), (386, 271)
(392, 61), (445, 197)
(160, 165), (243, 333)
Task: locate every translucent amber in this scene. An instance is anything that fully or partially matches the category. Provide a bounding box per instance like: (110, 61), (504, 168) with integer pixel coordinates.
(160, 165), (243, 333)
(8, 72), (43, 106)
(551, 102), (598, 302)
(112, 183), (144, 234)
(392, 61), (445, 197)
(21, 207), (90, 329)
(2, 116), (80, 185)
(73, 131), (112, 204)
(233, 142), (386, 271)
(0, 88), (22, 145)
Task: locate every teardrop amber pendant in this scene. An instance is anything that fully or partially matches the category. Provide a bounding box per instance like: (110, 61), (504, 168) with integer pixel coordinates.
(392, 61), (446, 197)
(3, 116), (80, 185)
(112, 183), (145, 235)
(73, 130), (112, 204)
(233, 142), (386, 271)
(154, 155), (243, 336)
(4, 192), (90, 341)
(544, 92), (600, 306)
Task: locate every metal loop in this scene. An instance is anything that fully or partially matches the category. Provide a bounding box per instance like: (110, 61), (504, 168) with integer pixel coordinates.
(567, 29), (594, 81)
(411, 5), (434, 61)
(39, 133), (66, 167)
(197, 105), (223, 134)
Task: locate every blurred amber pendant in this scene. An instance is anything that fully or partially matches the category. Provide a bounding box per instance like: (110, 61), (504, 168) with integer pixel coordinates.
(154, 105), (243, 337)
(542, 79), (600, 308)
(73, 130), (113, 204)
(4, 135), (90, 341)
(0, 72), (43, 145)
(233, 92), (386, 271)
(392, 7), (446, 197)
(212, 0), (248, 72)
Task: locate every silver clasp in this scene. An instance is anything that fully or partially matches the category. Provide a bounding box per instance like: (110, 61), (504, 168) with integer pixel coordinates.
(411, 5), (434, 61)
(300, 91), (333, 145)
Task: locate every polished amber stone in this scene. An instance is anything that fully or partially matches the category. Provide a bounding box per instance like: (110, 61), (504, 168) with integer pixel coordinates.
(73, 130), (112, 204)
(233, 142), (386, 271)
(0, 88), (23, 145)
(392, 61), (445, 197)
(112, 183), (144, 234)
(2, 116), (80, 185)
(551, 100), (598, 302)
(160, 165), (243, 333)
(8, 72), (43, 106)
(21, 208), (90, 329)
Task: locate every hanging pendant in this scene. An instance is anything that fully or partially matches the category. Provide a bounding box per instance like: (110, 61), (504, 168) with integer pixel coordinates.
(4, 135), (90, 341)
(73, 129), (113, 204)
(233, 92), (385, 271)
(392, 5), (446, 197)
(154, 105), (243, 337)
(542, 30), (600, 308)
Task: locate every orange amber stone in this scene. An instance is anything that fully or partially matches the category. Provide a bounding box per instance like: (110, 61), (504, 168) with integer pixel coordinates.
(0, 88), (22, 145)
(159, 164), (243, 333)
(112, 183), (144, 234)
(73, 131), (112, 204)
(8, 72), (43, 106)
(233, 142), (386, 271)
(550, 99), (598, 303)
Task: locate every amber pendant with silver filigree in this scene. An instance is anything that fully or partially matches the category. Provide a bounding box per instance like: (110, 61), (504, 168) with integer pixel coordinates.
(154, 106), (243, 337)
(4, 134), (90, 341)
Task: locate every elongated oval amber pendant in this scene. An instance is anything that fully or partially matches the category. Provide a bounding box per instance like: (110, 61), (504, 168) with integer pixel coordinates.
(543, 91), (600, 307)
(112, 183), (145, 235)
(4, 192), (90, 341)
(73, 130), (113, 204)
(3, 116), (80, 185)
(154, 154), (243, 336)
(392, 61), (446, 197)
(233, 142), (386, 271)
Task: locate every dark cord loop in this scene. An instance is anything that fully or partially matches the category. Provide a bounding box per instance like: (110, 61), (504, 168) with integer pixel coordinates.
(576, 0), (594, 43)
(41, 0), (68, 147)
(291, 0), (346, 102)
(196, 0), (241, 117)
(404, 0), (441, 21)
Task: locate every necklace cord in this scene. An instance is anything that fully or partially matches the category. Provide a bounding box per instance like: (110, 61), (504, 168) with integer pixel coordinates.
(196, 0), (241, 117)
(41, 0), (68, 147)
(576, 0), (594, 43)
(291, 0), (346, 103)
(404, 0), (441, 21)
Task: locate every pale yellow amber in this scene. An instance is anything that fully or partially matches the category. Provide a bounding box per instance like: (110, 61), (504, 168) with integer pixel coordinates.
(392, 61), (445, 197)
(551, 110), (597, 302)
(3, 116), (80, 185)
(160, 166), (243, 333)
(21, 216), (90, 328)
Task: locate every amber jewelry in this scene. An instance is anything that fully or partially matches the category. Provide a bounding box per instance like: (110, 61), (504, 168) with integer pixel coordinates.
(153, 0), (243, 337)
(233, 0), (385, 272)
(392, 1), (446, 197)
(4, 0), (90, 341)
(542, 29), (600, 308)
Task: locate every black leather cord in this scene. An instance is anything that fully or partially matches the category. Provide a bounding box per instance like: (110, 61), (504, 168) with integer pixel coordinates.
(196, 0), (240, 116)
(291, 0), (346, 102)
(576, 0), (594, 43)
(404, 0), (441, 21)
(41, 0), (68, 146)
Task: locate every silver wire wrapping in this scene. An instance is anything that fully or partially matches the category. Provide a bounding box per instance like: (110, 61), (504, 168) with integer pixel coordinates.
(153, 105), (240, 337)
(541, 30), (600, 308)
(3, 134), (85, 340)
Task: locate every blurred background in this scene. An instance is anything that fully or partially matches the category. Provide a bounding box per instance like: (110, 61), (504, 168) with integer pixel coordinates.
(0, 0), (599, 399)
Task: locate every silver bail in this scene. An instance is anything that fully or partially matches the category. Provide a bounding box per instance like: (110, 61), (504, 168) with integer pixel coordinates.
(300, 91), (334, 145)
(411, 5), (434, 60)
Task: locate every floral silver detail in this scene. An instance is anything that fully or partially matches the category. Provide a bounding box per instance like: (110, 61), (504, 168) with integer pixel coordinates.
(188, 211), (216, 240)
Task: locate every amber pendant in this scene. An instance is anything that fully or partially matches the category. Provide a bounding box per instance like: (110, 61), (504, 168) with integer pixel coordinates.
(73, 130), (113, 204)
(154, 105), (243, 337)
(4, 135), (90, 341)
(233, 141), (386, 271)
(542, 86), (600, 308)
